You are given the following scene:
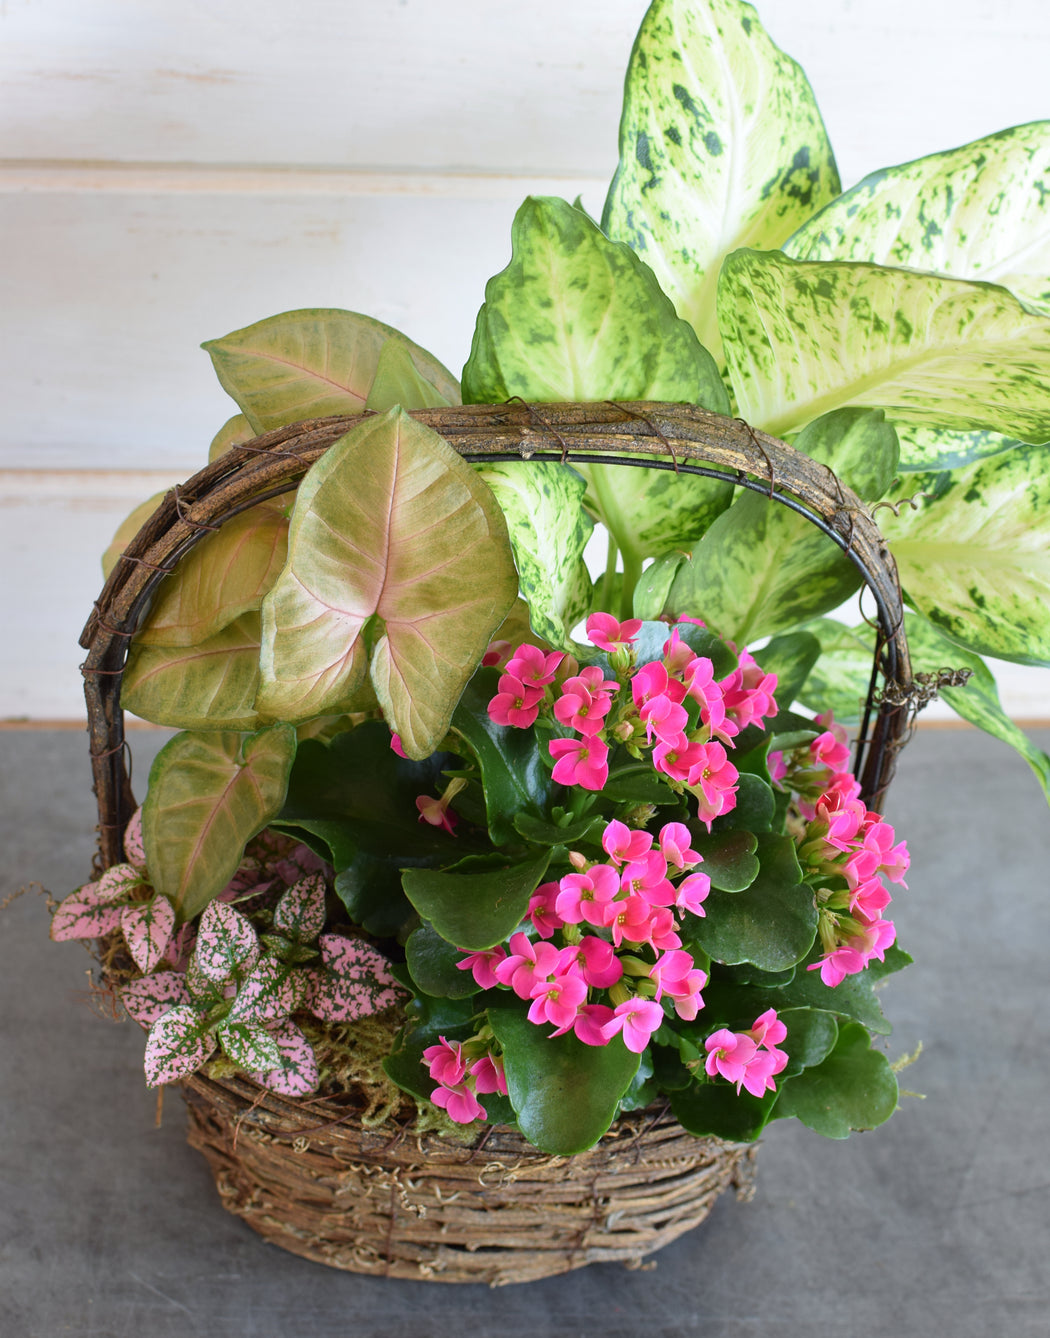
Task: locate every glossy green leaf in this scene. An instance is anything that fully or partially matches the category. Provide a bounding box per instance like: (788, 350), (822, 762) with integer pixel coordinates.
(135, 501), (289, 648)
(633, 551), (689, 620)
(451, 671), (553, 846)
(122, 613), (262, 731)
(669, 408), (898, 643)
(670, 1080), (776, 1142)
(405, 921), (480, 999)
(512, 811), (605, 848)
(719, 249), (1050, 442)
(141, 725), (296, 921)
(382, 993), (480, 1103)
(203, 309), (459, 434)
(691, 828), (759, 892)
(488, 1002), (640, 1154)
(904, 613), (1050, 803)
(629, 619), (738, 679)
(777, 1006), (839, 1076)
(258, 408), (518, 751)
(474, 461), (594, 647)
(713, 772), (774, 835)
(602, 0), (840, 360)
(208, 413), (254, 462)
(892, 426), (1023, 475)
(784, 122), (1050, 317)
(796, 618), (877, 725)
(775, 1021), (898, 1138)
(364, 335), (458, 411)
(753, 631), (821, 709)
(878, 449), (1050, 665)
(402, 852), (551, 952)
(101, 491), (168, 579)
(692, 833), (817, 970)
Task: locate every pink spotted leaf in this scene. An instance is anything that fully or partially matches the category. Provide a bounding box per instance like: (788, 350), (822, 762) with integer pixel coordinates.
(144, 1004), (216, 1086)
(123, 809), (148, 873)
(121, 971), (191, 1029)
(98, 863), (149, 902)
(49, 886), (123, 942)
(184, 953), (226, 1005)
(226, 956), (306, 1024)
(272, 873), (327, 943)
(252, 1019), (320, 1097)
(217, 1019), (283, 1072)
(194, 900), (259, 982)
(310, 935), (406, 1022)
(121, 894), (176, 974)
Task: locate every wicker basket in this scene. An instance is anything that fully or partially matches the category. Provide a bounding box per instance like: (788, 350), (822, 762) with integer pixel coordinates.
(80, 402), (913, 1284)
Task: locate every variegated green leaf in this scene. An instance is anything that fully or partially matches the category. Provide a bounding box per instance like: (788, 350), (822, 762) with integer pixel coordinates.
(719, 249), (1050, 442)
(796, 619), (877, 725)
(602, 0), (840, 359)
(463, 196), (727, 410)
(141, 725), (297, 920)
(218, 1020), (283, 1073)
(474, 461), (593, 648)
(669, 409), (898, 643)
(135, 501), (289, 648)
(208, 413), (254, 463)
(122, 613), (263, 731)
(258, 409), (518, 754)
(903, 613), (1050, 805)
(203, 309), (460, 434)
(878, 449), (1050, 665)
(784, 122), (1050, 316)
(893, 426), (1023, 475)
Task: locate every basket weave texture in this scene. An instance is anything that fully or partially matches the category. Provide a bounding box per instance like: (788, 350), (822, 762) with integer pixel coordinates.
(82, 403), (912, 1283)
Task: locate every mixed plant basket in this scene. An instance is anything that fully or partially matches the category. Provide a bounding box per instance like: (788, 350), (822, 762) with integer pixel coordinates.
(54, 0), (1050, 1285)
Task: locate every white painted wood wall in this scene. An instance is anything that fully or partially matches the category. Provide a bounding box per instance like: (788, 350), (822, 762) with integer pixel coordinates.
(4, 0), (1050, 720)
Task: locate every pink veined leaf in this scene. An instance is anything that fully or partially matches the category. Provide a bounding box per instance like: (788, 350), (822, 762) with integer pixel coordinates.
(217, 1019), (283, 1072)
(273, 872), (327, 943)
(252, 1019), (320, 1097)
(144, 1004), (215, 1086)
(121, 971), (191, 1029)
(272, 843), (329, 887)
(49, 887), (124, 942)
(123, 809), (148, 873)
(121, 895), (176, 974)
(194, 900), (260, 982)
(225, 956), (305, 1024)
(98, 863), (149, 902)
(309, 939), (407, 1023)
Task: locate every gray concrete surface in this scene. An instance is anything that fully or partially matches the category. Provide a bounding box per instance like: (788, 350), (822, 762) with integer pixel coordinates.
(2, 725), (1048, 1338)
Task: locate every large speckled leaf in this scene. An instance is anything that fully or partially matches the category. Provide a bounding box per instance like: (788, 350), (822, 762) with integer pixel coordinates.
(122, 613), (263, 731)
(462, 195), (730, 571)
(258, 408), (518, 753)
(474, 461), (593, 647)
(134, 502), (289, 648)
(877, 449), (1050, 665)
(141, 725), (297, 921)
(784, 122), (1050, 317)
(904, 613), (1050, 804)
(719, 249), (1050, 442)
(796, 619), (877, 725)
(601, 0), (840, 360)
(893, 427), (1023, 475)
(669, 408), (898, 643)
(203, 309), (460, 434)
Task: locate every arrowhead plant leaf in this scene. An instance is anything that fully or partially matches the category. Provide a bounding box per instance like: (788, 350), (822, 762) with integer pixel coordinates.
(141, 725), (297, 921)
(602, 0), (841, 359)
(784, 121), (1050, 317)
(203, 309), (460, 434)
(258, 408), (518, 754)
(719, 249), (1050, 442)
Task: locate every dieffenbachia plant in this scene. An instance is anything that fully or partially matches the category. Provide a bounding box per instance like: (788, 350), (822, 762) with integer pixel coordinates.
(54, 0), (1050, 1151)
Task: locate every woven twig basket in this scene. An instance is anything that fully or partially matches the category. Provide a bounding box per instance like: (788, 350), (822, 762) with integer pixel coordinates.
(80, 402), (913, 1284)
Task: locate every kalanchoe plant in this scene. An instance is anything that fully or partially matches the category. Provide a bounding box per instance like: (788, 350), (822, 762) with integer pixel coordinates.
(56, 0), (1050, 1156)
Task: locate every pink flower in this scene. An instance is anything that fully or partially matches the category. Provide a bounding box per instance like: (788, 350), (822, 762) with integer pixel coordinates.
(422, 1036), (468, 1087)
(559, 936), (623, 989)
(574, 1003), (616, 1046)
(659, 822), (701, 871)
(526, 881), (564, 938)
(652, 735), (708, 783)
(687, 742), (739, 824)
(482, 639), (513, 668)
(631, 660), (681, 709)
(554, 666), (619, 736)
(638, 693), (689, 745)
(600, 998), (665, 1053)
(415, 793), (458, 834)
(720, 651), (779, 731)
(494, 931), (561, 999)
(649, 949), (707, 1021)
(549, 735), (610, 790)
(431, 1081), (486, 1123)
(809, 918), (897, 987)
(456, 946), (507, 990)
(556, 863), (621, 926)
(620, 850), (675, 907)
(705, 1025), (787, 1096)
(603, 893), (655, 948)
(390, 732), (408, 758)
(811, 727), (852, 774)
(674, 869), (711, 917)
(505, 643), (565, 689)
(768, 750), (788, 785)
(601, 819), (653, 867)
(469, 1053), (508, 1096)
(528, 970), (589, 1032)
(487, 673), (543, 729)
(586, 612), (642, 652)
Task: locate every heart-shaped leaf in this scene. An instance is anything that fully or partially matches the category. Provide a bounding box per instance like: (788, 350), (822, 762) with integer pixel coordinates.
(488, 1001), (641, 1154)
(720, 249), (1050, 442)
(122, 612), (264, 731)
(364, 335), (457, 411)
(208, 413), (254, 462)
(121, 971), (191, 1029)
(402, 851), (551, 952)
(784, 121), (1050, 317)
(121, 895), (176, 974)
(258, 408), (518, 753)
(134, 501), (289, 649)
(474, 461), (594, 648)
(203, 309), (459, 434)
(878, 450), (1050, 665)
(141, 725), (297, 921)
(251, 1019), (320, 1097)
(144, 1004), (215, 1086)
(774, 1021), (898, 1138)
(602, 0), (840, 360)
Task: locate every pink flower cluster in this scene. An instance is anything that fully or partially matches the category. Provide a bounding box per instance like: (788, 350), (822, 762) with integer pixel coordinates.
(487, 614), (779, 825)
(704, 1009), (789, 1098)
(798, 786), (909, 988)
(422, 1036), (508, 1123)
(769, 712), (860, 818)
